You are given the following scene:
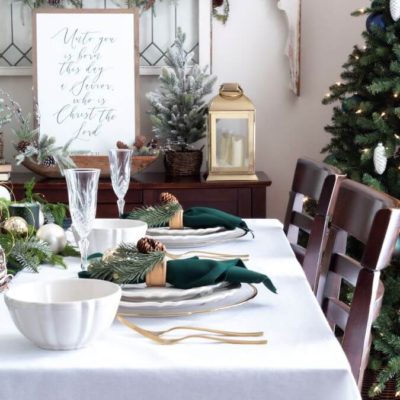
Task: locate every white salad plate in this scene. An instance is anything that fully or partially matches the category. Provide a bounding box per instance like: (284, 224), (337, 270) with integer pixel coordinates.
(121, 282), (227, 302)
(118, 283), (258, 317)
(147, 226), (224, 236)
(146, 228), (246, 248)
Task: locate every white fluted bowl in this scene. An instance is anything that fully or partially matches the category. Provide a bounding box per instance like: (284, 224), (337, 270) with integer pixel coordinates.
(86, 219), (148, 254)
(5, 279), (121, 350)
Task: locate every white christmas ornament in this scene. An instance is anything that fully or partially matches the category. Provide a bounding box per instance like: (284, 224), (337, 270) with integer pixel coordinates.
(36, 223), (67, 254)
(0, 185), (11, 201)
(391, 0), (400, 22)
(373, 143), (387, 175)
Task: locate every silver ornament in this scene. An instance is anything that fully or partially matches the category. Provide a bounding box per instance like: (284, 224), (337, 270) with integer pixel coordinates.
(391, 0), (400, 21)
(373, 143), (387, 175)
(36, 223), (67, 254)
(3, 216), (29, 236)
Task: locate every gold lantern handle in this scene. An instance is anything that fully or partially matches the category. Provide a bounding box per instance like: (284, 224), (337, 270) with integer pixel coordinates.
(219, 83), (243, 99)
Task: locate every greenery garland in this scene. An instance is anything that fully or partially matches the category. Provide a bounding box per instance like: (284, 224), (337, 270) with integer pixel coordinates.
(87, 243), (165, 284)
(0, 178), (79, 275)
(18, 0), (231, 23)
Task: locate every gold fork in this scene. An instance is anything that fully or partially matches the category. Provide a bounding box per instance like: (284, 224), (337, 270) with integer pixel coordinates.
(166, 250), (250, 261)
(117, 315), (263, 337)
(117, 316), (267, 345)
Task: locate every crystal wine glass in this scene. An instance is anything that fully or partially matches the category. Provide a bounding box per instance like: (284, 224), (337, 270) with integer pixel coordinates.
(65, 168), (100, 271)
(108, 149), (133, 216)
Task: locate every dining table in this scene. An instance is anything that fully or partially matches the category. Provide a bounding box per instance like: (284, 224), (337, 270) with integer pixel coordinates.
(0, 219), (361, 400)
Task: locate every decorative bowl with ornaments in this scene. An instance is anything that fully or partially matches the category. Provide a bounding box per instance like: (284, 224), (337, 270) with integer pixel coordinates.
(4, 279), (121, 350)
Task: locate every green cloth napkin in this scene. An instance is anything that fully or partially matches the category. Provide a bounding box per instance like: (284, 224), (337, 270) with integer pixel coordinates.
(183, 207), (252, 235)
(166, 257), (276, 293)
(79, 257), (277, 294)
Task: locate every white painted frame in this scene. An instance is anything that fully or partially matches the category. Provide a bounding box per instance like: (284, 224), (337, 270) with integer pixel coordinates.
(0, 0), (212, 77)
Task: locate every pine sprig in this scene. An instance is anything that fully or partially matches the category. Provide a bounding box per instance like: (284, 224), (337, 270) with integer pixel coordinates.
(88, 243), (165, 284)
(125, 202), (182, 227)
(1, 232), (67, 275)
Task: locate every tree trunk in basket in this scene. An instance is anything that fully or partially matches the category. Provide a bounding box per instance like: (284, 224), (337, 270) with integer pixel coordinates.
(164, 150), (203, 177)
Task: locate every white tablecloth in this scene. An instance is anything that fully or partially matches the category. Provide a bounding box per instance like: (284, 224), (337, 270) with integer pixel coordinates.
(0, 219), (361, 400)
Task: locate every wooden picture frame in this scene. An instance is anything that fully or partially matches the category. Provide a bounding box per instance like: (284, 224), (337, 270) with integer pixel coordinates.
(32, 9), (140, 154)
(0, 1), (211, 77)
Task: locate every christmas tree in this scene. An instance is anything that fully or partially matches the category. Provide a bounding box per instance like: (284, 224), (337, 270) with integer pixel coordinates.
(147, 28), (216, 151)
(322, 0), (400, 396)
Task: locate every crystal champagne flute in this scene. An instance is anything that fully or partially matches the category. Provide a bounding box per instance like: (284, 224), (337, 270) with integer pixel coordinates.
(65, 168), (100, 271)
(108, 149), (133, 216)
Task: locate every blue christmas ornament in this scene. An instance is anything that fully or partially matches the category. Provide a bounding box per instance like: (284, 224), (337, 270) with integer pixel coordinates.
(366, 13), (387, 33)
(342, 95), (363, 112)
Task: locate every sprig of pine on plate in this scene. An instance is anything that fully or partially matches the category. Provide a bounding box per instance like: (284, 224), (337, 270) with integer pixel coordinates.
(88, 243), (165, 284)
(125, 202), (182, 228)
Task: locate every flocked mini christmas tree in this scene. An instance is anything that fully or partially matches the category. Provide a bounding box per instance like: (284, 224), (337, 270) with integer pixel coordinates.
(147, 28), (216, 151)
(322, 0), (400, 396)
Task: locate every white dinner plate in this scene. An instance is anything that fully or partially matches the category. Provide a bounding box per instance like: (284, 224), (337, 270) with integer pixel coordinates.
(118, 283), (257, 317)
(147, 228), (247, 248)
(147, 226), (224, 236)
(121, 282), (227, 302)
(119, 284), (241, 310)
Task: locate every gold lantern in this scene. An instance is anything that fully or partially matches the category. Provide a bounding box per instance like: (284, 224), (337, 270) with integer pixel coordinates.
(207, 83), (257, 181)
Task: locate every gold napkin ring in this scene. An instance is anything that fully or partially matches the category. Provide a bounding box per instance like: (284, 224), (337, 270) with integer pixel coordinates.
(145, 258), (167, 287)
(169, 209), (184, 229)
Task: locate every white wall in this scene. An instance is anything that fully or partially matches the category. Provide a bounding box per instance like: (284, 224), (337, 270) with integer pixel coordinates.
(0, 0), (366, 220)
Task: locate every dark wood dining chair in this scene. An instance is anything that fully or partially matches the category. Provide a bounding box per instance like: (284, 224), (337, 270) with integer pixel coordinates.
(316, 179), (400, 389)
(284, 158), (345, 291)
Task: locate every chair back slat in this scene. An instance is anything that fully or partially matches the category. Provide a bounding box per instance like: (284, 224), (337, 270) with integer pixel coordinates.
(290, 211), (313, 233)
(317, 179), (400, 389)
(332, 180), (397, 243)
(324, 297), (350, 332)
(331, 253), (362, 288)
(284, 158), (345, 292)
(362, 208), (400, 271)
(292, 159), (337, 200)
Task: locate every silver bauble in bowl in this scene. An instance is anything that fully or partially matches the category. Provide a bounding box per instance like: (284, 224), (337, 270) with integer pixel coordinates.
(36, 223), (67, 254)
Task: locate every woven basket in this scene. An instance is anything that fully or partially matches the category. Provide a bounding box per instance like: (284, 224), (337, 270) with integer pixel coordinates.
(362, 368), (397, 399)
(164, 150), (203, 177)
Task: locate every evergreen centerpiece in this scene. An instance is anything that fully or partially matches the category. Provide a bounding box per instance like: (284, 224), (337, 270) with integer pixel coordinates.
(147, 28), (217, 176)
(322, 0), (400, 396)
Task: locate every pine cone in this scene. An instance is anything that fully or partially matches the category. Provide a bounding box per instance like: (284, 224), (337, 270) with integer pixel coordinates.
(134, 135), (147, 149)
(137, 237), (166, 254)
(116, 141), (129, 149)
(17, 140), (30, 153)
(42, 156), (56, 168)
(160, 192), (179, 204)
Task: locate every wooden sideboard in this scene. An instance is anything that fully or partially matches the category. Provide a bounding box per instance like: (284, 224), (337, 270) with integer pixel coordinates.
(11, 172), (271, 218)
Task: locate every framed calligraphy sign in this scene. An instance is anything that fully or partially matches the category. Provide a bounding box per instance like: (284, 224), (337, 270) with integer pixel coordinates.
(32, 9), (139, 154)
